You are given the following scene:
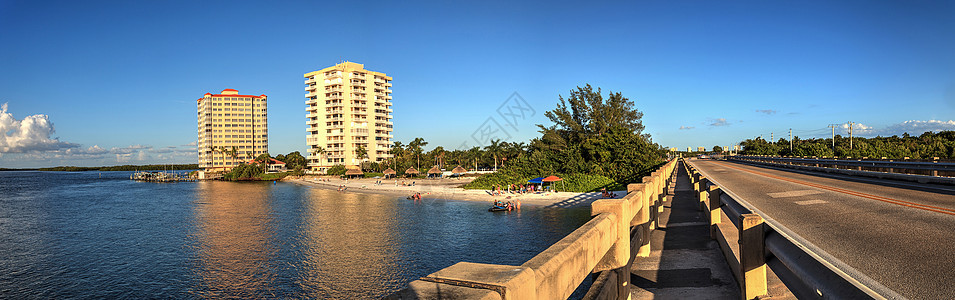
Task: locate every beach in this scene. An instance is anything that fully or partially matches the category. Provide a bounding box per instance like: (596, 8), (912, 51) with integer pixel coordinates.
(286, 176), (626, 208)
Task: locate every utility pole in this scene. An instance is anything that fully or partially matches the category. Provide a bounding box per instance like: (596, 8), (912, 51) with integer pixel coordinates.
(828, 124), (838, 153)
(848, 121), (854, 150)
(789, 128), (793, 153)
(771, 132), (774, 142)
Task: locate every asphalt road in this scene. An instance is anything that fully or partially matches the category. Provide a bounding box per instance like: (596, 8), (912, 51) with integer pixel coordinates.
(689, 159), (955, 300)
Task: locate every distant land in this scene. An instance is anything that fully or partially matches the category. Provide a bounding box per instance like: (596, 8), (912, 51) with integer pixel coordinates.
(0, 164), (199, 172)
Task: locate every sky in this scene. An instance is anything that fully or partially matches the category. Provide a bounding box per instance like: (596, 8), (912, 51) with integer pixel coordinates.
(1, 0), (954, 168)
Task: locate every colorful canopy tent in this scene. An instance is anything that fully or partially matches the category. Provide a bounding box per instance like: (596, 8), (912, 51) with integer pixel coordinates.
(405, 167), (419, 177)
(527, 177), (544, 184)
(451, 165), (467, 174)
(383, 168), (397, 178)
(427, 166), (442, 178)
(542, 175), (565, 192)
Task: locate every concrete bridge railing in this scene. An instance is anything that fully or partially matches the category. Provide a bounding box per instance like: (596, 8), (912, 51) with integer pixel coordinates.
(386, 159), (678, 300)
(685, 160), (904, 300)
(728, 155), (955, 185)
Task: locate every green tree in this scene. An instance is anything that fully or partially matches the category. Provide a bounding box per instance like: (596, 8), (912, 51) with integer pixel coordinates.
(713, 145), (723, 153)
(408, 138), (428, 169)
(284, 151), (307, 170)
(354, 144), (369, 171)
(484, 139), (504, 171)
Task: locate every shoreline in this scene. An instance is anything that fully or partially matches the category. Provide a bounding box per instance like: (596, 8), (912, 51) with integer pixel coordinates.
(285, 176), (626, 208)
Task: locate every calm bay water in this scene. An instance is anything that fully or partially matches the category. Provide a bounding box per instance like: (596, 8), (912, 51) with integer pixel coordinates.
(0, 171), (592, 298)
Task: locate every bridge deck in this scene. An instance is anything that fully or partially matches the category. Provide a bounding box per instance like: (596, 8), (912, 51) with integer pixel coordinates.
(629, 161), (795, 299)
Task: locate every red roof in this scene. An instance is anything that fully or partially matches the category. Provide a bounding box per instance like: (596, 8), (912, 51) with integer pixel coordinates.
(222, 89), (238, 92)
(248, 158), (286, 165)
(210, 94), (266, 98)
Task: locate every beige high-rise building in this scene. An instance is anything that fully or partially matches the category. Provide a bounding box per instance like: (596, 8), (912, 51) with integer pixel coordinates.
(197, 89), (268, 172)
(304, 62), (393, 173)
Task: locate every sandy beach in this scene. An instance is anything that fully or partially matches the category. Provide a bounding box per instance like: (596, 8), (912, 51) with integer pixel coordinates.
(285, 176), (626, 208)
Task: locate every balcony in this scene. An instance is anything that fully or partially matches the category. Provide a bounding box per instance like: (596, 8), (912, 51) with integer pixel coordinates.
(304, 78), (315, 85)
(325, 73), (341, 79)
(306, 119), (321, 125)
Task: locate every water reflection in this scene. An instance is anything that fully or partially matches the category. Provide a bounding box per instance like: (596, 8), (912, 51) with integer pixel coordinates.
(192, 181), (278, 298)
(299, 189), (404, 299)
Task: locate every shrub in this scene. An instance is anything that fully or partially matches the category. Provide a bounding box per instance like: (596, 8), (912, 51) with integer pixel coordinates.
(326, 165), (347, 176)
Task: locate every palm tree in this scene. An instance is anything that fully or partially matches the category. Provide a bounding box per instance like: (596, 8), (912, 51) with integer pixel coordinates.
(468, 146), (481, 171)
(228, 146), (239, 170)
(354, 144), (369, 171)
(484, 139), (504, 171)
(314, 146), (326, 166)
(206, 145), (218, 171)
(389, 141), (404, 170)
(408, 138), (428, 169)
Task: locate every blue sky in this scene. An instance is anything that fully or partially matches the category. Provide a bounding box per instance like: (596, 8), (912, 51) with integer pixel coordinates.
(2, 0), (954, 167)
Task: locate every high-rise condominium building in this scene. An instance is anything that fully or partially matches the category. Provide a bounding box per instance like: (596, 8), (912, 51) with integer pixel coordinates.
(197, 89), (268, 172)
(304, 62), (393, 173)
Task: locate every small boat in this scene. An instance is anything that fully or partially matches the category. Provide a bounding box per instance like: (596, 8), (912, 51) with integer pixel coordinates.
(488, 205), (513, 212)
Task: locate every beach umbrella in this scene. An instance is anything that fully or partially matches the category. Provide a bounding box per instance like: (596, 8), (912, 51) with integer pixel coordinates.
(383, 168), (396, 178)
(451, 165), (467, 174)
(542, 175), (564, 192)
(345, 168), (363, 178)
(405, 167), (419, 177)
(427, 166), (441, 178)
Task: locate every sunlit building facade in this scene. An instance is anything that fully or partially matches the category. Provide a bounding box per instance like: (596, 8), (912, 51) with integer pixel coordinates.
(304, 62), (393, 173)
(197, 89), (268, 172)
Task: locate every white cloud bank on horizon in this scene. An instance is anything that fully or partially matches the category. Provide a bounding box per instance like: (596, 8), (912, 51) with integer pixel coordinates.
(0, 103), (197, 167)
(0, 103), (78, 152)
(844, 120), (955, 137)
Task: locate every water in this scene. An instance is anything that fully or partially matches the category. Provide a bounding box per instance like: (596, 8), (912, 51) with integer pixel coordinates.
(0, 171), (592, 298)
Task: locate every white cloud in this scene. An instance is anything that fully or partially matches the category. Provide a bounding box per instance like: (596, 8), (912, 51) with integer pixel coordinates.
(679, 126), (695, 130)
(842, 120), (955, 137)
(756, 109), (777, 115)
(709, 118), (730, 127)
(0, 103), (79, 152)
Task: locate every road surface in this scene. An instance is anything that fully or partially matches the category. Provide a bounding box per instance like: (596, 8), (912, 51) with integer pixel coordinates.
(689, 159), (955, 299)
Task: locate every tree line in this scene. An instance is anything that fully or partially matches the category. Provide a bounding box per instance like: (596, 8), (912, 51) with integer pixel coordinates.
(462, 85), (666, 192)
(33, 164), (200, 171)
(737, 131), (955, 159)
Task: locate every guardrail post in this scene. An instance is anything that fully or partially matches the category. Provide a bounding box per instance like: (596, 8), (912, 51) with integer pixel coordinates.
(627, 184), (651, 258)
(592, 199), (630, 300)
(643, 176), (657, 230)
(739, 213), (767, 300)
(698, 177), (709, 211)
(708, 185), (721, 240)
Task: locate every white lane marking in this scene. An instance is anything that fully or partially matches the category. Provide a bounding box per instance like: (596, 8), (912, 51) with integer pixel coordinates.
(795, 199), (828, 205)
(767, 190), (823, 198)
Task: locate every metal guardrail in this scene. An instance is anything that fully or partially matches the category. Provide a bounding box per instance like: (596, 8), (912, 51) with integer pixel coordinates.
(731, 155), (955, 175)
(728, 156), (955, 185)
(685, 160), (905, 300)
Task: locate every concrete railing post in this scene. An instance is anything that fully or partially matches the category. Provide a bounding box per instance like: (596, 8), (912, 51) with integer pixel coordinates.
(698, 177), (709, 211)
(627, 184), (651, 258)
(643, 176), (657, 230)
(591, 199), (630, 300)
(739, 214), (767, 300)
(708, 185), (721, 240)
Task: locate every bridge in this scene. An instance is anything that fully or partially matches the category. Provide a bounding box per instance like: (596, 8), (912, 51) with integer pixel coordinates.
(387, 156), (954, 299)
